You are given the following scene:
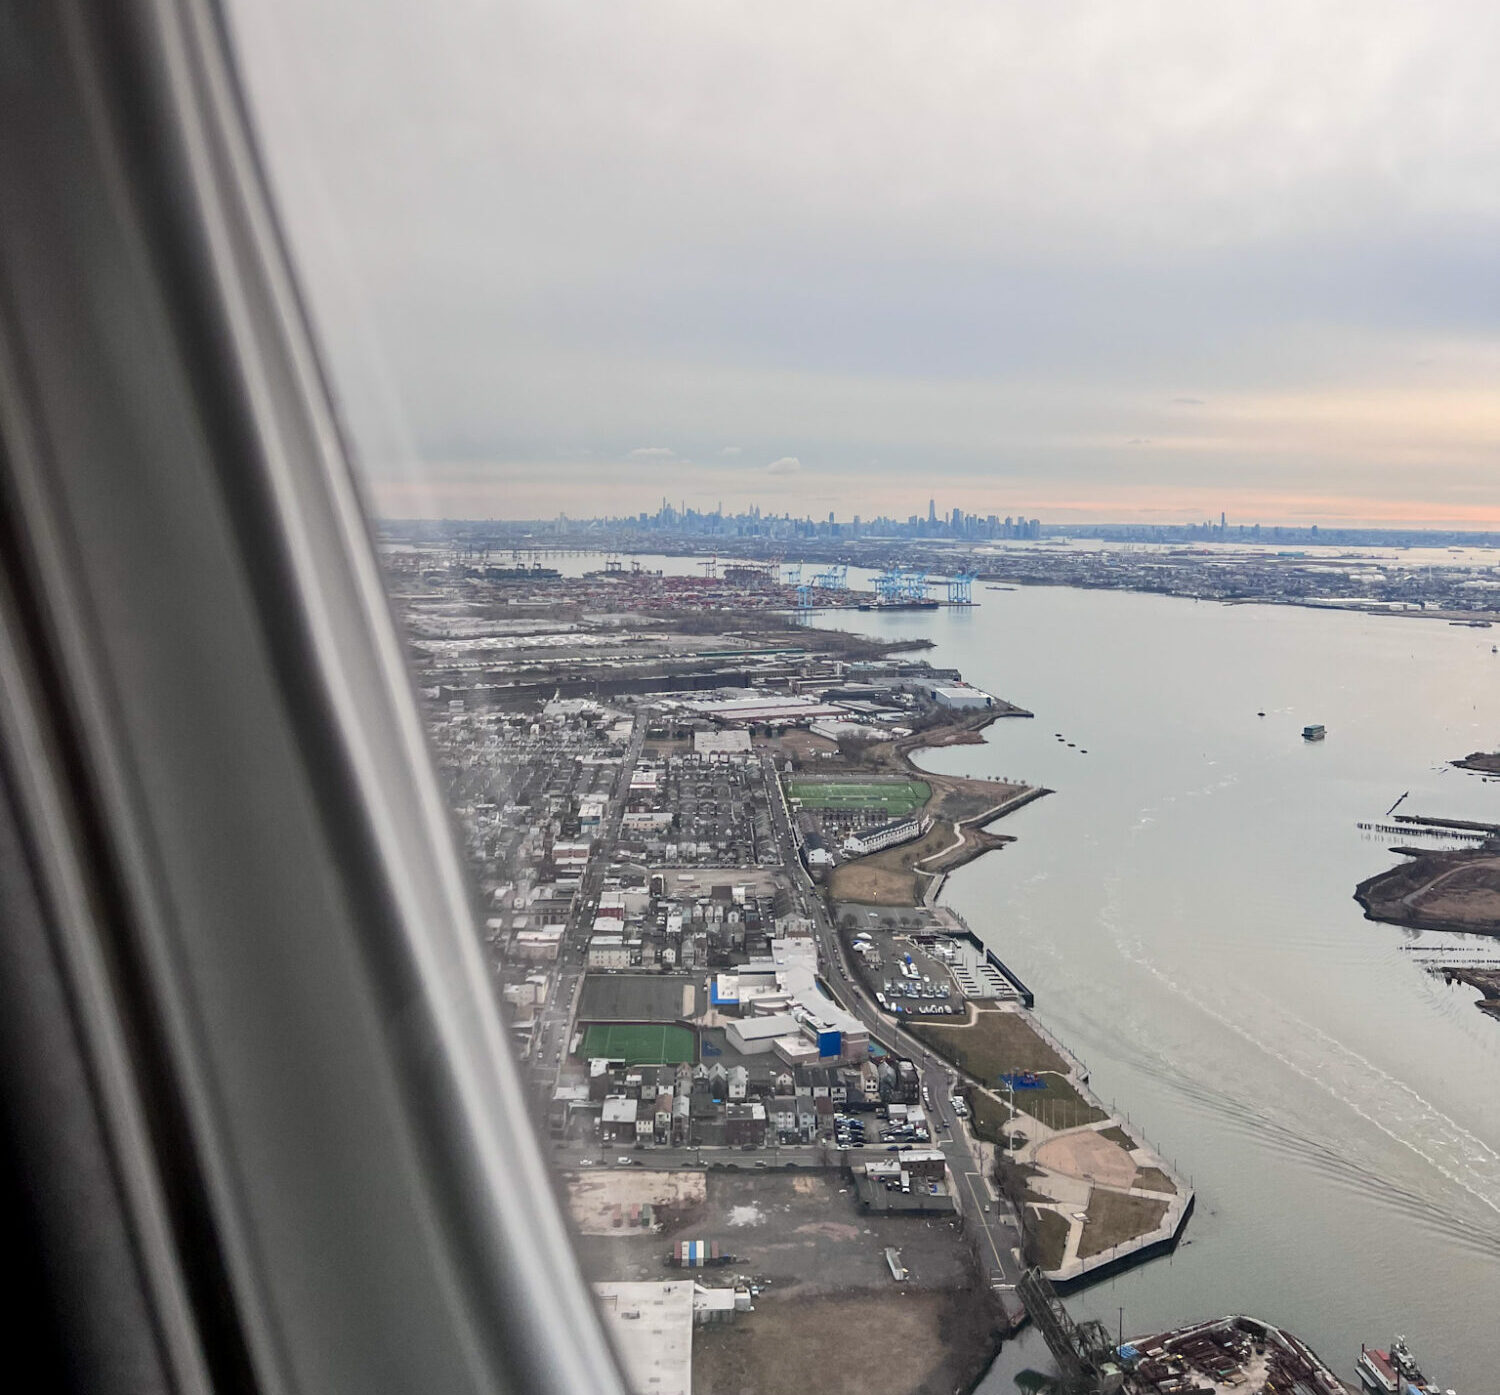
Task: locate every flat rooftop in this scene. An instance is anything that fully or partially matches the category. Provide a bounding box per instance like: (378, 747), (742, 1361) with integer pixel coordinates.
(593, 1280), (694, 1395)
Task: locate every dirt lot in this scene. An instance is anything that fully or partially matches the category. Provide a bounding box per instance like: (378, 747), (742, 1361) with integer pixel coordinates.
(572, 1170), (971, 1298)
(694, 1286), (1000, 1395)
(830, 858), (927, 906)
(567, 1170), (706, 1236)
(758, 729), (838, 764)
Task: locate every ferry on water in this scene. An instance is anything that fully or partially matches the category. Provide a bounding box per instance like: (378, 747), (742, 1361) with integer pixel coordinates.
(1357, 1335), (1455, 1394)
(1302, 723), (1327, 741)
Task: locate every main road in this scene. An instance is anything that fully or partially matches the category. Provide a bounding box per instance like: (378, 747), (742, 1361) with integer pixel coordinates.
(760, 752), (1027, 1307)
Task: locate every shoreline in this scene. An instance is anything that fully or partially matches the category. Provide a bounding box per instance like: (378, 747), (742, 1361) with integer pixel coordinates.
(1354, 848), (1500, 942)
(892, 711), (1195, 1295)
(971, 572), (1500, 625)
(1452, 749), (1500, 775)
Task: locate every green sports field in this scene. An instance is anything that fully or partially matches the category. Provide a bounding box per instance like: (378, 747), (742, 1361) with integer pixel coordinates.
(579, 1022), (697, 1065)
(785, 778), (931, 815)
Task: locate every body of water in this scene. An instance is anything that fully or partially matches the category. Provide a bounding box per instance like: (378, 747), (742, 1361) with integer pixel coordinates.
(813, 587), (1500, 1392)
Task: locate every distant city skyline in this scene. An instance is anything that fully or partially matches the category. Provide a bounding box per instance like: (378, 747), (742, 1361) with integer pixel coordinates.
(232, 2), (1500, 531)
(379, 496), (1500, 546)
(368, 470), (1500, 532)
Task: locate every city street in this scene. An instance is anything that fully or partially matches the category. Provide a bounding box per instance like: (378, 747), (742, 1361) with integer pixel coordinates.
(528, 716), (647, 1106)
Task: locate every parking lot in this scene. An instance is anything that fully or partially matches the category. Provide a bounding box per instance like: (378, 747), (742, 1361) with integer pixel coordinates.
(838, 911), (963, 1019)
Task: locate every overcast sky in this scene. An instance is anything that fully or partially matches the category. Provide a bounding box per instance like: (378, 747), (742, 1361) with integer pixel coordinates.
(229, 2), (1500, 526)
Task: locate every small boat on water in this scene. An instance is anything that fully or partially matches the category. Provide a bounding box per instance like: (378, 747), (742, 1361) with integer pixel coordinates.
(1357, 1335), (1453, 1393)
(1302, 724), (1326, 742)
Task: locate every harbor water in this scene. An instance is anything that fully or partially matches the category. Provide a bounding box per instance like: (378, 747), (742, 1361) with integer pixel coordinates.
(812, 587), (1500, 1392)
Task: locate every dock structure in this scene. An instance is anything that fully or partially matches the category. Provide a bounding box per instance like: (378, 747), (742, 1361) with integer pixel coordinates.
(1356, 820), (1489, 844)
(1394, 811), (1500, 836)
(1122, 1315), (1345, 1395)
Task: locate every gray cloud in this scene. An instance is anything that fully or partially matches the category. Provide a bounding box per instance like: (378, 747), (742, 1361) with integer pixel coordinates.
(226, 0), (1500, 525)
(766, 456), (802, 476)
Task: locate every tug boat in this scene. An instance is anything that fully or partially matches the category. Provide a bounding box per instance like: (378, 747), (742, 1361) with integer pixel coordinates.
(1302, 723), (1326, 741)
(1357, 1335), (1454, 1394)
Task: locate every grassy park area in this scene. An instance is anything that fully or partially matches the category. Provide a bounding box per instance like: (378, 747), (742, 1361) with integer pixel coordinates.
(1076, 1192), (1169, 1261)
(912, 1007), (1108, 1137)
(908, 1004), (1066, 1080)
(1028, 1207), (1071, 1270)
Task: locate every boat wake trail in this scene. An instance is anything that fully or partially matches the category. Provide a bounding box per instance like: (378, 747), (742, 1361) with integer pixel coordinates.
(1107, 923), (1500, 1241)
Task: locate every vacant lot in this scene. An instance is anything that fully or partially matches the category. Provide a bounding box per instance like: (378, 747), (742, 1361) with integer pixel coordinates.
(571, 1170), (970, 1298)
(1076, 1191), (1168, 1260)
(694, 1287), (1000, 1395)
(786, 777), (931, 814)
(566, 1170), (706, 1236)
(830, 859), (926, 906)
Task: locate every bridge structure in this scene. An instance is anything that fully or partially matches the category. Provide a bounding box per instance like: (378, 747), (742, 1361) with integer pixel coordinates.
(1016, 1268), (1121, 1392)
